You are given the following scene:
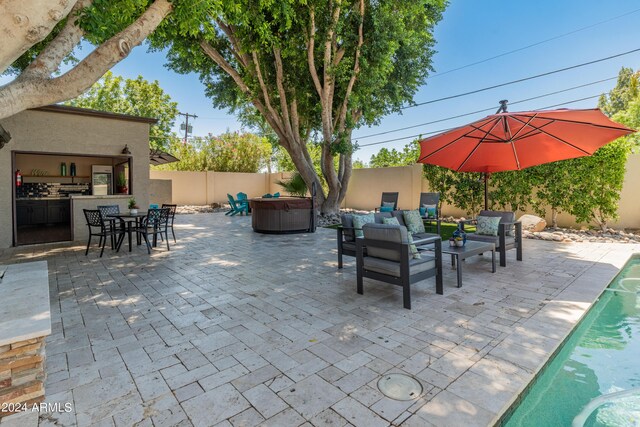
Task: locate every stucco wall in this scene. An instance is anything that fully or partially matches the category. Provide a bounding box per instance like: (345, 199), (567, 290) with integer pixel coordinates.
(150, 156), (640, 230)
(149, 179), (173, 206)
(150, 170), (288, 205)
(0, 108), (151, 248)
(611, 153), (640, 230)
(342, 164), (423, 210)
(211, 172), (270, 202)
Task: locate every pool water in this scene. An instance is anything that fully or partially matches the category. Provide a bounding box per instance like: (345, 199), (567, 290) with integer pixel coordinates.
(503, 257), (640, 427)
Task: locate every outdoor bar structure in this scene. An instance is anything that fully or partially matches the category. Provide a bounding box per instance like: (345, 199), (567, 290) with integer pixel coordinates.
(0, 105), (155, 248)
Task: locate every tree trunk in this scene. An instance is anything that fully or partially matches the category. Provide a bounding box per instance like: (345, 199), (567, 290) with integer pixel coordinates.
(284, 138), (328, 209)
(551, 208), (558, 228)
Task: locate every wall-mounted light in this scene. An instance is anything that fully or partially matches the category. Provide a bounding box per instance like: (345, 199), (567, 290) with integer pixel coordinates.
(121, 144), (131, 155)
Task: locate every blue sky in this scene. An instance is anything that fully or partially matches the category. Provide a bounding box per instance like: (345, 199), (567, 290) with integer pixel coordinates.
(6, 0), (640, 162)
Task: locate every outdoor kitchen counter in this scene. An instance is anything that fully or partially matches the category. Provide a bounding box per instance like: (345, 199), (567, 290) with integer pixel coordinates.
(69, 194), (131, 199)
(15, 197), (70, 201)
(0, 261), (50, 414)
(0, 261), (51, 347)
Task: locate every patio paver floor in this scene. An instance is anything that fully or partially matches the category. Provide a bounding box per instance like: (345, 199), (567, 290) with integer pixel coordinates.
(0, 213), (638, 427)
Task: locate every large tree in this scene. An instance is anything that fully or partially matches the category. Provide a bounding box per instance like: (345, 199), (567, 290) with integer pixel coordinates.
(0, 0), (199, 126)
(153, 0), (446, 213)
(65, 71), (179, 149)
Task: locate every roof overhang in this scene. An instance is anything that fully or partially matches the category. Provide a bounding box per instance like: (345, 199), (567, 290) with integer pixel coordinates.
(149, 149), (179, 166)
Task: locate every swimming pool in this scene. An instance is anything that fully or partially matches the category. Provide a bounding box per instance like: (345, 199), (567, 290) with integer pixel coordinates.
(502, 256), (640, 427)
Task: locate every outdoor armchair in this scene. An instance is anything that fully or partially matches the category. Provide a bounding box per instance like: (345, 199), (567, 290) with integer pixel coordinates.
(162, 203), (177, 242)
(83, 209), (122, 257)
(356, 223), (443, 309)
(226, 193), (249, 216)
(461, 210), (522, 267)
(419, 192), (442, 235)
(337, 211), (439, 268)
(133, 208), (170, 254)
(97, 204), (124, 249)
(337, 212), (393, 268)
(375, 192), (399, 212)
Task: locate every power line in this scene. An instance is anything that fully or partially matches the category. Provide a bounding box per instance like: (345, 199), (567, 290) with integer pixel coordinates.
(537, 94), (602, 110)
(403, 47), (640, 110)
(429, 7), (640, 79)
(354, 76), (617, 140)
(357, 93), (604, 148)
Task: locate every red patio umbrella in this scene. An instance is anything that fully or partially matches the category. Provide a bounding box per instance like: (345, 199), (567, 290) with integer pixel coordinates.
(418, 102), (635, 209)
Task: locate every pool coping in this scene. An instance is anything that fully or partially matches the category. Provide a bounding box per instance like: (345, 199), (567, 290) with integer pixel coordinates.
(490, 253), (640, 426)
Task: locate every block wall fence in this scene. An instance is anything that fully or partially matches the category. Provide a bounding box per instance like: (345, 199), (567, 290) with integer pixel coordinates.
(150, 153), (640, 230)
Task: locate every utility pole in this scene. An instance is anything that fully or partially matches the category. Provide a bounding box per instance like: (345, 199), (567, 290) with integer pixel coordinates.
(178, 112), (198, 143)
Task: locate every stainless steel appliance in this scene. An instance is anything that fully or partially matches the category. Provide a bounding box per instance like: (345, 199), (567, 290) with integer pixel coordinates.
(91, 165), (113, 195)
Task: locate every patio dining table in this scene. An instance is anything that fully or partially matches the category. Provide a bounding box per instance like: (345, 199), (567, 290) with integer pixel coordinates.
(107, 211), (147, 252)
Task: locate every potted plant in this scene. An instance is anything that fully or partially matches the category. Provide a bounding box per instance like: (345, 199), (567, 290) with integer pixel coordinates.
(128, 197), (139, 215)
(454, 236), (464, 247)
(448, 237), (456, 247)
(116, 172), (128, 194)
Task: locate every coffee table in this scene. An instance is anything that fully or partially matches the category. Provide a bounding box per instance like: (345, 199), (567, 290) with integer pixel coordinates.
(423, 240), (496, 288)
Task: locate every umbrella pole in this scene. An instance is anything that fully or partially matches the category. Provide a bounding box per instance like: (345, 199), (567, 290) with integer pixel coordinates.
(484, 172), (488, 210)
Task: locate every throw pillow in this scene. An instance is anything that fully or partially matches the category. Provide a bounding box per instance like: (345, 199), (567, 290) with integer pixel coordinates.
(476, 216), (501, 236)
(382, 217), (400, 226)
(422, 204), (437, 219)
(382, 217), (421, 259)
(406, 233), (422, 259)
(353, 213), (375, 238)
(382, 201), (395, 208)
(379, 206), (394, 212)
(403, 209), (425, 234)
(419, 207), (427, 217)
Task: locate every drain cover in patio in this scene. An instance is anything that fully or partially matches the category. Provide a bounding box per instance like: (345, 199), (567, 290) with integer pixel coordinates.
(377, 373), (423, 401)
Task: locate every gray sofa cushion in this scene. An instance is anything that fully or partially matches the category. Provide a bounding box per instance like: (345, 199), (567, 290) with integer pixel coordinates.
(363, 254), (436, 277)
(362, 223), (407, 261)
(478, 210), (515, 224)
(391, 210), (407, 227)
(466, 233), (515, 248)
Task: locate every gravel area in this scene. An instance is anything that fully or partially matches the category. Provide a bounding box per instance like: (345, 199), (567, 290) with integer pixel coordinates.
(176, 204), (228, 214)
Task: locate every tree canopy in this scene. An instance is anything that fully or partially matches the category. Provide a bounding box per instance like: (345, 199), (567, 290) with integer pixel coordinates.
(65, 71), (179, 150)
(0, 0), (197, 125)
(150, 0), (447, 213)
(369, 140), (419, 168)
(156, 132), (272, 173)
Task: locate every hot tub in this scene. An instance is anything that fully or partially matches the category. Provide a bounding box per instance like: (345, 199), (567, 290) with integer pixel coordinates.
(249, 197), (316, 234)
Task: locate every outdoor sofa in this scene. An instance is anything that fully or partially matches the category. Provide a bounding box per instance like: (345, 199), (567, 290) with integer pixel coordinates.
(337, 210), (438, 268)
